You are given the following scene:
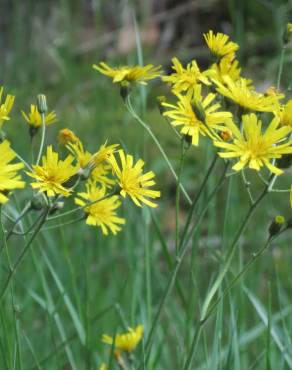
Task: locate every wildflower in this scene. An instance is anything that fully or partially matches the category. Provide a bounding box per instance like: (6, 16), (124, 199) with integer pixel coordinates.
(162, 85), (232, 146)
(93, 142), (119, 165)
(67, 140), (93, 169)
(109, 150), (160, 208)
(0, 140), (25, 204)
(0, 87), (15, 128)
(269, 215), (285, 237)
(75, 181), (125, 235)
(276, 100), (292, 127)
(214, 113), (292, 175)
(27, 146), (77, 197)
(205, 55), (243, 85)
(58, 128), (79, 145)
(214, 76), (279, 112)
(102, 325), (144, 353)
(93, 62), (162, 85)
(162, 57), (209, 94)
(203, 30), (239, 58)
(22, 104), (57, 128)
(91, 163), (115, 188)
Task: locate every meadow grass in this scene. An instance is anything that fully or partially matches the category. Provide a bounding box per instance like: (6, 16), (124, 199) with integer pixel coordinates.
(1, 1), (292, 370)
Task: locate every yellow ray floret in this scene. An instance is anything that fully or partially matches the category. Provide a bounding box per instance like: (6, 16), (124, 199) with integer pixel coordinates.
(93, 62), (162, 84)
(102, 325), (144, 353)
(22, 104), (57, 128)
(276, 100), (292, 127)
(162, 57), (210, 94)
(214, 76), (280, 112)
(27, 146), (77, 197)
(0, 87), (15, 128)
(205, 54), (245, 85)
(67, 140), (93, 169)
(91, 163), (115, 188)
(162, 85), (232, 146)
(203, 30), (239, 58)
(75, 181), (125, 235)
(214, 113), (292, 175)
(109, 150), (160, 208)
(0, 140), (25, 204)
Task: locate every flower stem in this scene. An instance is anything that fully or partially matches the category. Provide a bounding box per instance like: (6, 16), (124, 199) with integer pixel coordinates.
(277, 46), (286, 90)
(36, 112), (46, 165)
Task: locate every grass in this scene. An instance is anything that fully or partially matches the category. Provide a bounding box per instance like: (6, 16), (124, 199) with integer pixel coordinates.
(1, 1), (292, 369)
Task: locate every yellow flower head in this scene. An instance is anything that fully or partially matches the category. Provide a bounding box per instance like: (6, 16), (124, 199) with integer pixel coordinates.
(27, 146), (77, 197)
(0, 140), (25, 204)
(214, 113), (292, 175)
(58, 128), (79, 146)
(102, 325), (144, 353)
(203, 30), (239, 58)
(67, 140), (93, 169)
(93, 62), (162, 85)
(0, 87), (15, 128)
(214, 76), (279, 112)
(93, 142), (119, 165)
(162, 57), (210, 94)
(276, 100), (292, 127)
(22, 104), (57, 128)
(109, 150), (160, 208)
(91, 163), (115, 188)
(205, 55), (243, 85)
(162, 85), (233, 146)
(75, 181), (125, 235)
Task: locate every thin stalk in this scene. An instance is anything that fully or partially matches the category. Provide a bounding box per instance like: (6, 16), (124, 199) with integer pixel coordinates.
(0, 209), (49, 301)
(125, 96), (192, 205)
(5, 202), (32, 241)
(178, 154), (218, 252)
(140, 161), (228, 369)
(36, 112), (46, 165)
(175, 139), (186, 255)
(277, 46), (286, 90)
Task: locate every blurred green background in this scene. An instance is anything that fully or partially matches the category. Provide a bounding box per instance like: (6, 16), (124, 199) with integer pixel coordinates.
(1, 1), (292, 369)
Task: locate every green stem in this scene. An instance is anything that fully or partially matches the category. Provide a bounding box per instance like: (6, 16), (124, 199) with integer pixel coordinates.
(175, 139), (187, 255)
(5, 202), (32, 241)
(125, 96), (192, 205)
(140, 161), (228, 368)
(277, 46), (286, 90)
(0, 210), (48, 301)
(36, 112), (46, 165)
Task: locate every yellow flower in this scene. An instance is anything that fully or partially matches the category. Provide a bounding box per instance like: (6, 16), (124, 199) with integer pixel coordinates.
(162, 85), (232, 146)
(214, 76), (279, 112)
(102, 325), (144, 353)
(75, 181), (125, 235)
(58, 128), (79, 145)
(27, 146), (77, 197)
(203, 30), (239, 58)
(276, 100), (292, 127)
(0, 87), (15, 128)
(67, 140), (93, 169)
(214, 113), (292, 175)
(205, 55), (243, 84)
(109, 150), (160, 208)
(22, 104), (57, 128)
(0, 140), (25, 204)
(93, 142), (119, 165)
(93, 62), (162, 84)
(91, 163), (115, 188)
(162, 57), (210, 94)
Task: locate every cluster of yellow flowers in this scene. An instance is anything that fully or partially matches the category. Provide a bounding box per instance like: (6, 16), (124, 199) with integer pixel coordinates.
(0, 93), (160, 236)
(95, 30), (292, 205)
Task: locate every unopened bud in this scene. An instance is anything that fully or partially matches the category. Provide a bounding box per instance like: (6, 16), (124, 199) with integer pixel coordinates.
(220, 129), (233, 142)
(283, 23), (292, 45)
(58, 128), (79, 146)
(120, 81), (131, 101)
(192, 100), (206, 122)
(269, 215), (285, 237)
(36, 94), (47, 114)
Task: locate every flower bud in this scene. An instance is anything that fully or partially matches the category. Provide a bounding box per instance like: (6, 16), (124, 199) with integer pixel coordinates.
(283, 23), (292, 45)
(120, 81), (131, 101)
(269, 215), (285, 237)
(192, 100), (206, 122)
(220, 129), (233, 142)
(58, 128), (79, 146)
(36, 94), (47, 114)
